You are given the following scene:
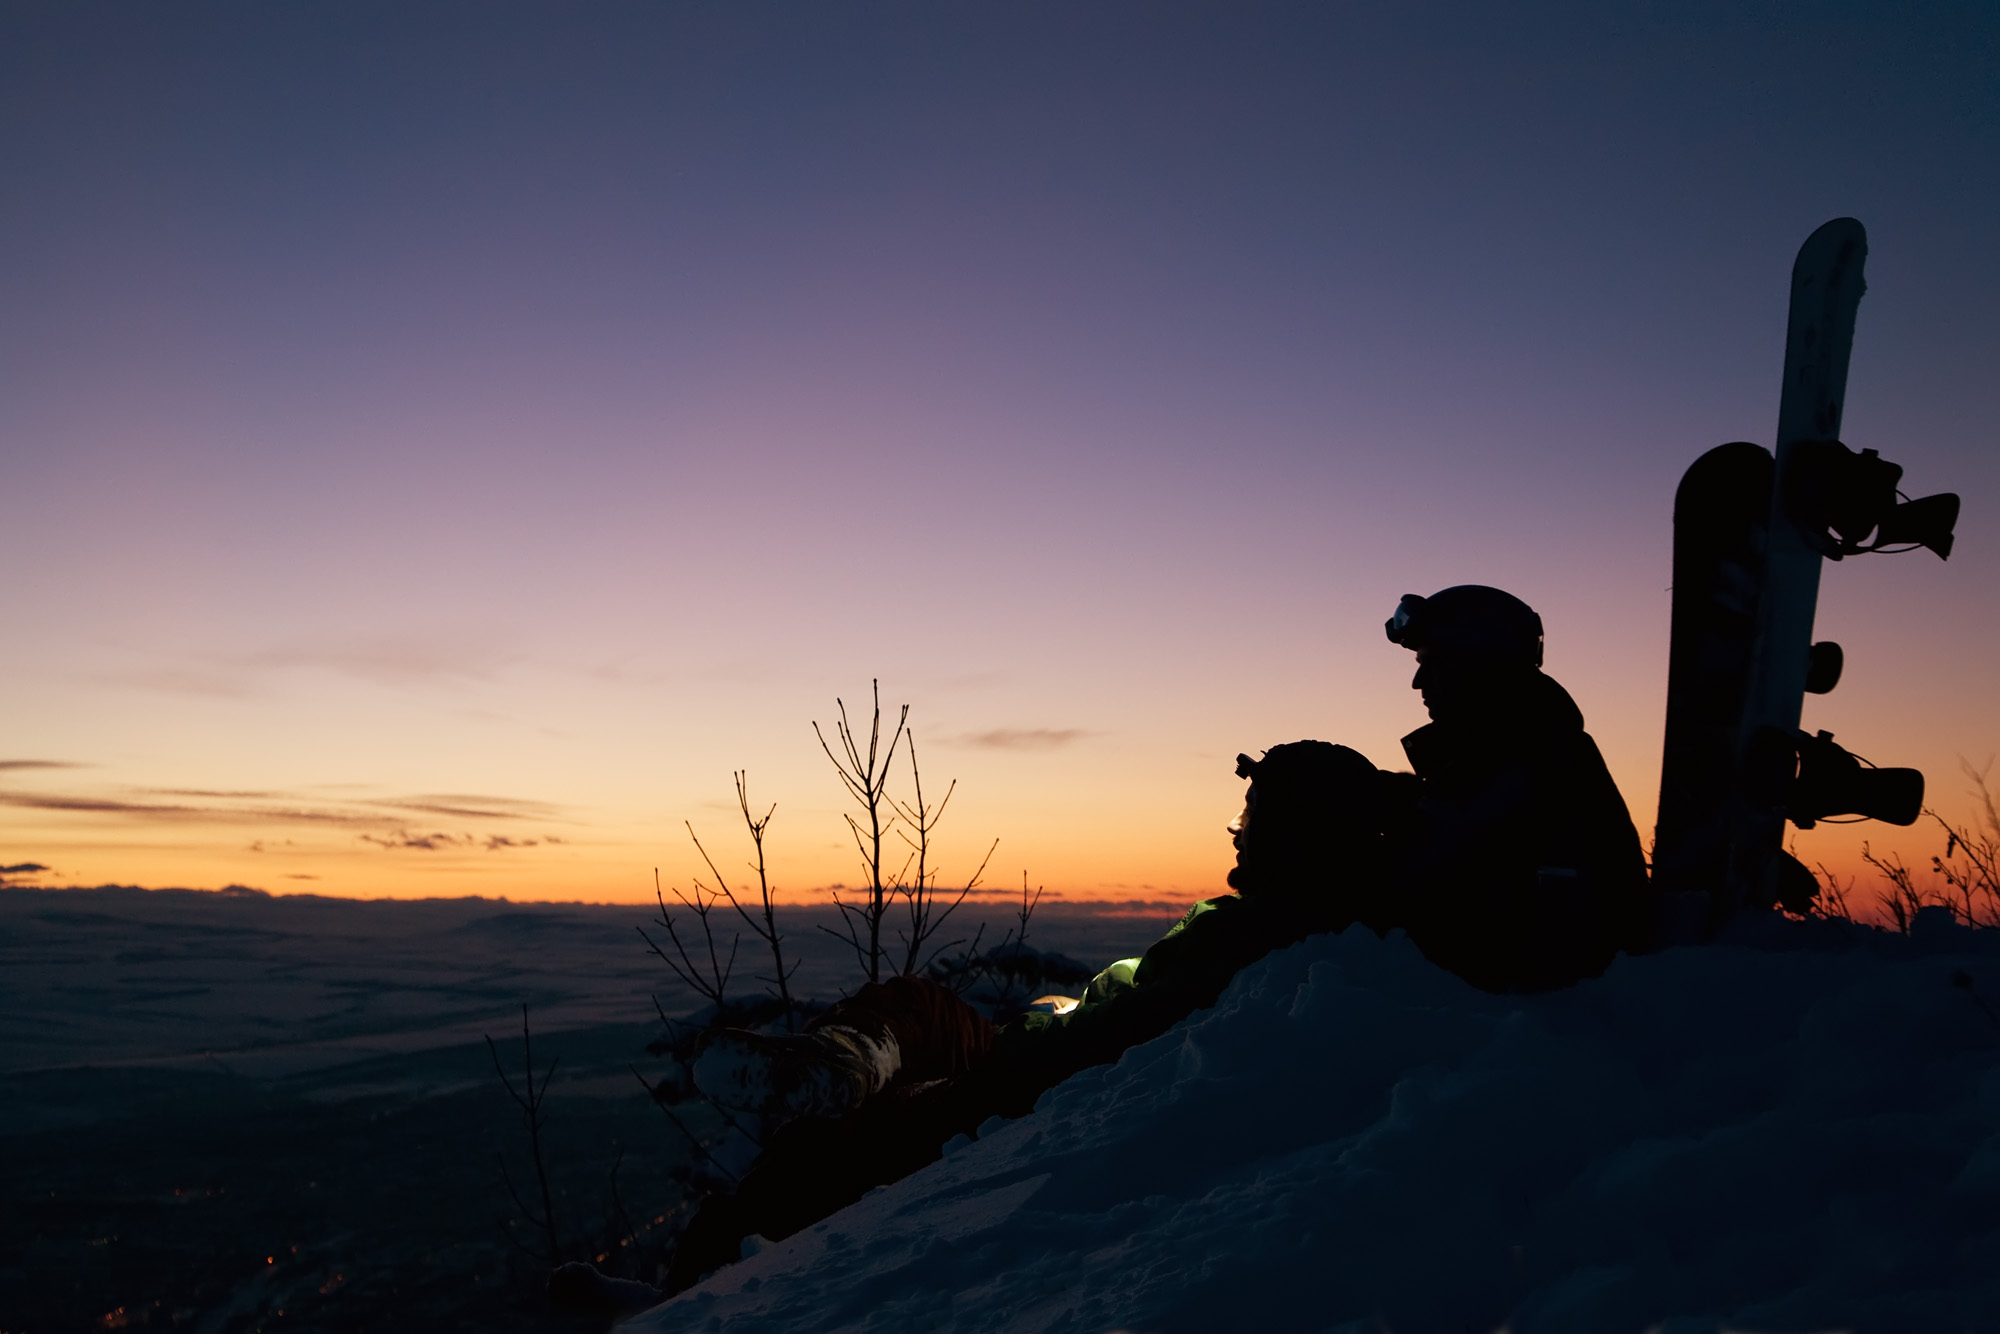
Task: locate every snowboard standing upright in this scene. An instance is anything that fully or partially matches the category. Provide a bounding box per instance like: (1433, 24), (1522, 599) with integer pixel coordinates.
(1653, 441), (1775, 911)
(1655, 219), (1869, 927)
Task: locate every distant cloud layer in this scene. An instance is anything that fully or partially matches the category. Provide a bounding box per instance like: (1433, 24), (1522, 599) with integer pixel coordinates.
(376, 795), (560, 821)
(147, 788), (285, 800)
(0, 768), (568, 861)
(956, 728), (1093, 751)
(358, 830), (550, 852)
(0, 791), (211, 817)
(0, 788), (381, 824)
(111, 635), (519, 700)
(240, 636), (515, 688)
(360, 831), (466, 851)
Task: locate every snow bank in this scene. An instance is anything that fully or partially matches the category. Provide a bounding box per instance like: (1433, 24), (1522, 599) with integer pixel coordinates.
(623, 916), (2000, 1333)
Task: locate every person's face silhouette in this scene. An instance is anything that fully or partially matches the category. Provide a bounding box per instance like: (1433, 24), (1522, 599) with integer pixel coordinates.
(1412, 648), (1464, 722)
(1228, 786), (1254, 848)
(1411, 647), (1519, 724)
(1225, 785), (1257, 889)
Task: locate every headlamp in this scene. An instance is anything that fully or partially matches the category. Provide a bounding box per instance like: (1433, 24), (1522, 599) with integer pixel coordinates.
(1383, 593), (1426, 647)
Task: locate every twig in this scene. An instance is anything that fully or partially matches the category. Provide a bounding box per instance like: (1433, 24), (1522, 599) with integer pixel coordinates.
(1952, 970), (2000, 1032)
(1926, 761), (2000, 929)
(486, 1004), (562, 1266)
(935, 920), (989, 996)
(631, 1065), (739, 1184)
(813, 680), (909, 983)
(688, 774), (801, 1029)
(888, 731), (1001, 976)
(1863, 842), (1925, 934)
(494, 1199), (552, 1264)
(1016, 869), (1044, 944)
(1811, 861), (1854, 922)
(606, 1145), (641, 1269)
(636, 869), (739, 1011)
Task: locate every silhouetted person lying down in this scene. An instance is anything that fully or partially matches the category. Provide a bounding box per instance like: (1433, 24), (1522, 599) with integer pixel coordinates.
(618, 740), (1389, 1298)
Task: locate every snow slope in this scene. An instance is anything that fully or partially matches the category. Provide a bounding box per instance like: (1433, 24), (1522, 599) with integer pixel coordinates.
(623, 914), (2000, 1333)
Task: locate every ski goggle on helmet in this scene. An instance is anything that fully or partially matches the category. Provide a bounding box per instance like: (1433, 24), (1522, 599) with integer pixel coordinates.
(1384, 585), (1544, 668)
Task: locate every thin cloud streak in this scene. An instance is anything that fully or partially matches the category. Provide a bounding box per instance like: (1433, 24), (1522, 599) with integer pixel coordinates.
(239, 637), (517, 688)
(0, 784), (567, 832)
(0, 790), (374, 824)
(108, 636), (521, 700)
(146, 788), (286, 800)
(359, 830), (548, 852)
(360, 831), (465, 851)
(108, 667), (255, 699)
(0, 760), (85, 771)
(954, 728), (1095, 751)
(377, 795), (560, 821)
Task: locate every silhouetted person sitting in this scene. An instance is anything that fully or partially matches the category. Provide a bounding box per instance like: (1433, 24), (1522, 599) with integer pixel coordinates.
(651, 740), (1390, 1295)
(1381, 585), (1655, 992)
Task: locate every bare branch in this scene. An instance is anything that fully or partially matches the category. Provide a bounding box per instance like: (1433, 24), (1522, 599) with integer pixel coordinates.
(485, 1004), (562, 1266)
(631, 1065), (739, 1184)
(640, 868), (737, 1012)
(712, 772), (798, 1028)
(914, 931), (971, 979)
(819, 892), (876, 978)
(899, 834), (1000, 976)
(812, 680), (909, 984)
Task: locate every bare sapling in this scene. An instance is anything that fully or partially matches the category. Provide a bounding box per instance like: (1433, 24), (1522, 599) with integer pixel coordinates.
(1014, 870), (1045, 949)
(891, 731), (1000, 976)
(1853, 763), (2000, 932)
(636, 777), (806, 1203)
(1927, 761), (2000, 929)
(1861, 842), (1925, 932)
(986, 871), (1049, 1007)
(486, 1004), (563, 1267)
(629, 1062), (740, 1186)
(1809, 860), (1855, 922)
(601, 1146), (642, 1273)
(637, 868), (739, 1014)
(814, 680), (909, 983)
(933, 871), (1055, 1010)
(686, 771), (801, 1029)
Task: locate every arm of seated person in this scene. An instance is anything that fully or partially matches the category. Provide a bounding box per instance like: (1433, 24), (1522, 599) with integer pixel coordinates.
(988, 895), (1288, 1090)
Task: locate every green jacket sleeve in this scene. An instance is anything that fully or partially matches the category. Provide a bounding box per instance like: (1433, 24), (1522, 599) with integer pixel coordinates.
(976, 894), (1314, 1109)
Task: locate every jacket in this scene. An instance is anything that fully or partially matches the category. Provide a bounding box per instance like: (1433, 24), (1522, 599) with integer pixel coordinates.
(1390, 671), (1654, 991)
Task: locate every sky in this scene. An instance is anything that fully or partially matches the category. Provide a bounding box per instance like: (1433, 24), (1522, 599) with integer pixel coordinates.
(2, 1), (1996, 907)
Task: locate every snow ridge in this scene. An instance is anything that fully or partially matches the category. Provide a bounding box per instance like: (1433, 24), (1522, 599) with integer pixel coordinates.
(624, 920), (2000, 1333)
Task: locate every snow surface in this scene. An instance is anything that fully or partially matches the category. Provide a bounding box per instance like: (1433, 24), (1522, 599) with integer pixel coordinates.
(623, 914), (2000, 1333)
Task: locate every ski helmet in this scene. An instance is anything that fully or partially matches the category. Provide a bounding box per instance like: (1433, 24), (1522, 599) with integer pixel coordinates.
(1384, 585), (1544, 668)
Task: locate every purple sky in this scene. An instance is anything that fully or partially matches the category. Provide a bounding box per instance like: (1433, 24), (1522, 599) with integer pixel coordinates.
(3, 3), (1996, 902)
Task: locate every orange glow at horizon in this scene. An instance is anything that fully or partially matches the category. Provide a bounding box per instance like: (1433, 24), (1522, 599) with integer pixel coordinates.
(4, 5), (1996, 919)
(4, 639), (1989, 919)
